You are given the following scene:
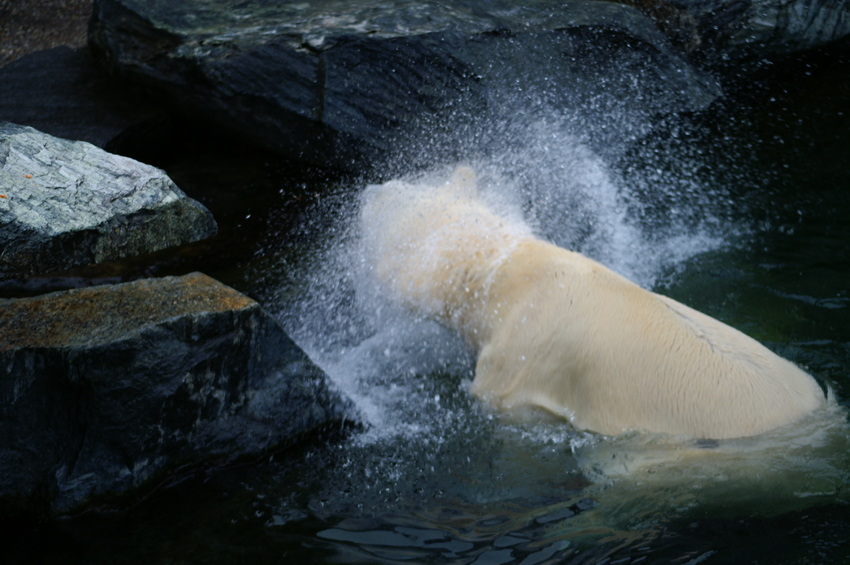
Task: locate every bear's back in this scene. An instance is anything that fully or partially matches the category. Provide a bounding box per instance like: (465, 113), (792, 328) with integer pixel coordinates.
(473, 239), (826, 439)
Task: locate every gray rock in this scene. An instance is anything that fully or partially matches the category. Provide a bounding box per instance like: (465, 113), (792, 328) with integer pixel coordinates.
(0, 122), (217, 280)
(640, 0), (850, 58)
(0, 272), (354, 518)
(732, 0), (850, 55)
(87, 0), (721, 168)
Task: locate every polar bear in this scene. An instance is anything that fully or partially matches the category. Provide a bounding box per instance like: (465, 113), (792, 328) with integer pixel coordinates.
(360, 166), (826, 439)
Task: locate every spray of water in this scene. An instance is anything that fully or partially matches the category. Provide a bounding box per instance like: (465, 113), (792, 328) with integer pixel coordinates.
(268, 103), (850, 549)
(281, 108), (737, 450)
(257, 25), (850, 558)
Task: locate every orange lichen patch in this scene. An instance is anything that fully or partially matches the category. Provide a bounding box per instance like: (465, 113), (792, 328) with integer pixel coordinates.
(0, 195), (6, 199)
(24, 174), (32, 178)
(0, 273), (256, 350)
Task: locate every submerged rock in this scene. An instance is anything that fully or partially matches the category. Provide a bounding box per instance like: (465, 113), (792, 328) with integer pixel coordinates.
(0, 122), (217, 280)
(0, 272), (354, 518)
(87, 0), (721, 167)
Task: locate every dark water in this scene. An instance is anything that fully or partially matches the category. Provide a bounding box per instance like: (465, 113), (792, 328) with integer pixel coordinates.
(6, 41), (850, 565)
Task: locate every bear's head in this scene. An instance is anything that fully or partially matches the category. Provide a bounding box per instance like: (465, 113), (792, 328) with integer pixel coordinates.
(359, 166), (529, 326)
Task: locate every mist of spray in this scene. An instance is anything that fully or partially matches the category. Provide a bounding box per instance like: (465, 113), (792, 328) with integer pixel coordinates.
(280, 105), (737, 450)
(261, 25), (850, 537)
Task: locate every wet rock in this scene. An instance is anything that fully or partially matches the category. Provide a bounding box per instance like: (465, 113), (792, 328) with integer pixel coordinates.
(725, 0), (850, 56)
(0, 272), (354, 518)
(630, 0), (850, 58)
(87, 0), (720, 168)
(0, 122), (217, 280)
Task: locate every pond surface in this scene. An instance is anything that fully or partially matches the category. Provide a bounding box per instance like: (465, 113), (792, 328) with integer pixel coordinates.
(6, 42), (850, 565)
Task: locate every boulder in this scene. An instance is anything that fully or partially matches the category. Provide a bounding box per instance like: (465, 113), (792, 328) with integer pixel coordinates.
(0, 122), (217, 280)
(629, 0), (850, 58)
(0, 272), (354, 518)
(87, 0), (721, 168)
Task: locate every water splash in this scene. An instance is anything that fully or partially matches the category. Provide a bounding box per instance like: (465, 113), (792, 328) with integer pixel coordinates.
(271, 108), (850, 561)
(281, 109), (738, 450)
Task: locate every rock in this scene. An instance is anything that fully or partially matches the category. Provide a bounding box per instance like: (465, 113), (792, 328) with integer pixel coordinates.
(631, 0), (850, 58)
(723, 0), (850, 57)
(0, 46), (167, 154)
(0, 272), (354, 518)
(87, 0), (721, 168)
(0, 122), (217, 280)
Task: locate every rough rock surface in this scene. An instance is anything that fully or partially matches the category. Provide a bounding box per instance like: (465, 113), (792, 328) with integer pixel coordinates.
(0, 0), (91, 65)
(636, 0), (850, 57)
(0, 122), (217, 280)
(87, 0), (721, 167)
(0, 272), (354, 518)
(739, 0), (850, 54)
